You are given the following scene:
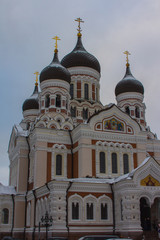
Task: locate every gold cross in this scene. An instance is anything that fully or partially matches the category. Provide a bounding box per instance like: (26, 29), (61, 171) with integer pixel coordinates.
(123, 51), (131, 64)
(75, 17), (84, 36)
(52, 36), (61, 50)
(34, 72), (39, 86)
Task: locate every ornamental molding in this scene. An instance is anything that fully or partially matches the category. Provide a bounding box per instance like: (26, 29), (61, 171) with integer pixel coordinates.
(40, 79), (70, 92)
(70, 184), (111, 193)
(31, 134), (70, 145)
(69, 66), (100, 79)
(72, 129), (145, 144)
(70, 99), (103, 109)
(23, 109), (39, 118)
(116, 92), (144, 103)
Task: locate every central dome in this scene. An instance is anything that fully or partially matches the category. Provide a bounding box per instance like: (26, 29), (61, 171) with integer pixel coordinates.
(40, 50), (71, 83)
(61, 36), (100, 73)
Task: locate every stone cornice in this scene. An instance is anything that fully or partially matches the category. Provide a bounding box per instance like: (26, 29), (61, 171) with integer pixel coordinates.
(69, 66), (100, 79)
(40, 79), (70, 92)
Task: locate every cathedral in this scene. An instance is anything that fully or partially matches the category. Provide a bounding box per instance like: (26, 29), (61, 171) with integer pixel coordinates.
(1, 18), (160, 240)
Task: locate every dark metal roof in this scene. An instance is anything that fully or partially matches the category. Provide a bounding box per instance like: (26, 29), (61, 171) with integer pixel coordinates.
(115, 64), (144, 96)
(22, 85), (39, 111)
(61, 36), (100, 73)
(40, 51), (71, 83)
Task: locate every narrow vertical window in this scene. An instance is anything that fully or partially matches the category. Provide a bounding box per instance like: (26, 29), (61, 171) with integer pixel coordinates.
(87, 203), (93, 220)
(100, 152), (105, 173)
(72, 202), (79, 220)
(123, 154), (129, 174)
(135, 106), (140, 118)
(101, 203), (108, 220)
(56, 95), (61, 108)
(112, 153), (117, 173)
(84, 83), (89, 100)
(45, 94), (50, 108)
(83, 108), (88, 120)
(71, 106), (76, 117)
(56, 154), (62, 175)
(125, 106), (130, 115)
(120, 199), (123, 221)
(70, 84), (74, 99)
(2, 208), (9, 224)
(96, 87), (98, 102)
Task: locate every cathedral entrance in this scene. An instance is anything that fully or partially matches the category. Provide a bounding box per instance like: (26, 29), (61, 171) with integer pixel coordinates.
(150, 197), (160, 231)
(140, 197), (151, 231)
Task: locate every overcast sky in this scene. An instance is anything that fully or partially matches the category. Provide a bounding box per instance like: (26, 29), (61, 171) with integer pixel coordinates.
(1, 0), (160, 185)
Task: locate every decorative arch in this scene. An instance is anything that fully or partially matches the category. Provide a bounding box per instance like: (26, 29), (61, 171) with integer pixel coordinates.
(69, 194), (83, 222)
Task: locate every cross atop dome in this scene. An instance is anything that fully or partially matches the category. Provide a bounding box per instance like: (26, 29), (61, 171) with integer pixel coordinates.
(75, 17), (84, 37)
(34, 72), (39, 86)
(124, 50), (131, 66)
(52, 36), (61, 53)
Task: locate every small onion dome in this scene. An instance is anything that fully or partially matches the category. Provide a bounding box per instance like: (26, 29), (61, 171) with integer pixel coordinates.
(61, 35), (100, 73)
(40, 50), (71, 83)
(22, 84), (39, 112)
(115, 63), (144, 96)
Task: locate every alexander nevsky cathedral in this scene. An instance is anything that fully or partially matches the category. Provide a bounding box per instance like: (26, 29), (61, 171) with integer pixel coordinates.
(0, 18), (160, 240)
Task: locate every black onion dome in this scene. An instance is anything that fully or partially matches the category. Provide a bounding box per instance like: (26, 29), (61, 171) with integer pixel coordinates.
(61, 36), (100, 73)
(22, 85), (39, 111)
(40, 50), (71, 83)
(115, 64), (144, 96)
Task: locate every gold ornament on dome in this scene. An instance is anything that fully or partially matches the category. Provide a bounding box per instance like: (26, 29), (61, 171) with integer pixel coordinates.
(123, 50), (131, 66)
(140, 174), (160, 186)
(52, 36), (61, 52)
(34, 71), (39, 86)
(75, 17), (84, 37)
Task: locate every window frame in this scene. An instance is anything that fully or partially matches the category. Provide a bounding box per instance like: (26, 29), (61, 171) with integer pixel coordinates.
(99, 151), (106, 174)
(112, 152), (118, 174)
(2, 208), (9, 224)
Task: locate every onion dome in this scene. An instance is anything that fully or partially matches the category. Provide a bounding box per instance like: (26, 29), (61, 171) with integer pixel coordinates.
(40, 49), (71, 83)
(61, 35), (101, 73)
(115, 63), (144, 96)
(22, 83), (39, 112)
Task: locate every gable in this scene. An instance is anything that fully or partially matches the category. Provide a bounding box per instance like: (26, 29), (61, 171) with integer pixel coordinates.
(88, 104), (141, 135)
(133, 157), (160, 186)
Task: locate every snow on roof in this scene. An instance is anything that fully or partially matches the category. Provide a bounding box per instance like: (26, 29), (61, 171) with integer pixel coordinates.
(0, 183), (16, 195)
(113, 156), (150, 183)
(15, 124), (28, 137)
(55, 157), (151, 185)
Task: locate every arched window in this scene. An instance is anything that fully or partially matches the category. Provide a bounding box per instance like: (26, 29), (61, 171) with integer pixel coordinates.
(27, 203), (31, 226)
(87, 203), (93, 220)
(101, 203), (108, 220)
(56, 94), (61, 108)
(2, 208), (9, 224)
(120, 199), (123, 221)
(112, 153), (118, 174)
(71, 106), (76, 117)
(70, 84), (74, 99)
(45, 94), (50, 108)
(96, 87), (98, 102)
(72, 202), (79, 220)
(135, 106), (140, 118)
(84, 83), (89, 100)
(56, 154), (62, 175)
(83, 108), (88, 120)
(125, 106), (130, 115)
(123, 154), (129, 174)
(100, 152), (105, 173)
